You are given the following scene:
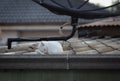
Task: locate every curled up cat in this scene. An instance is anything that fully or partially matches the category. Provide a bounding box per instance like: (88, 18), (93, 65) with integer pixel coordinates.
(35, 41), (63, 55)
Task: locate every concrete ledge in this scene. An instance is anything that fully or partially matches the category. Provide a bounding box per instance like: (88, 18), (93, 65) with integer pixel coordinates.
(0, 54), (120, 69)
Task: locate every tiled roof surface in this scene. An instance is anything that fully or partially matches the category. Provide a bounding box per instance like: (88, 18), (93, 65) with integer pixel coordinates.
(79, 17), (120, 27)
(0, 0), (70, 24)
(0, 38), (120, 54)
(62, 38), (120, 54)
(0, 0), (104, 24)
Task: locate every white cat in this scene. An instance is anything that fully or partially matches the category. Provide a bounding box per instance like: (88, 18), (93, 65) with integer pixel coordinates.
(35, 41), (63, 54)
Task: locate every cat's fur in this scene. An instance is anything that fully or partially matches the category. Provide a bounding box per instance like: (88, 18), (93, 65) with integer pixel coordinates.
(35, 41), (63, 54)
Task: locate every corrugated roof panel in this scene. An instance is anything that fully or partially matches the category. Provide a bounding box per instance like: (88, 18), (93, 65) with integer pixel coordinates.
(79, 17), (120, 27)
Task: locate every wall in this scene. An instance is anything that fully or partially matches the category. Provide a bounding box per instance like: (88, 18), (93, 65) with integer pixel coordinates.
(20, 30), (71, 37)
(0, 24), (78, 45)
(0, 30), (18, 45)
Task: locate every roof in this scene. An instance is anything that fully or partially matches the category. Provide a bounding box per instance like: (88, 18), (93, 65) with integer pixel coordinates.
(0, 38), (120, 69)
(78, 17), (120, 27)
(0, 0), (105, 24)
(0, 0), (70, 24)
(0, 38), (120, 54)
(63, 38), (120, 54)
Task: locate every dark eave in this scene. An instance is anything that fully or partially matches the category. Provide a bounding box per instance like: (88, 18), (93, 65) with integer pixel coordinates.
(0, 54), (120, 70)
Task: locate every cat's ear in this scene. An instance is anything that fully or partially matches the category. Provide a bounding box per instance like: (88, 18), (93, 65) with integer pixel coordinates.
(41, 42), (45, 46)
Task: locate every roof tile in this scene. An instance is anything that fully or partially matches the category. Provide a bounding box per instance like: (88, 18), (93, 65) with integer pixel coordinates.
(0, 0), (102, 24)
